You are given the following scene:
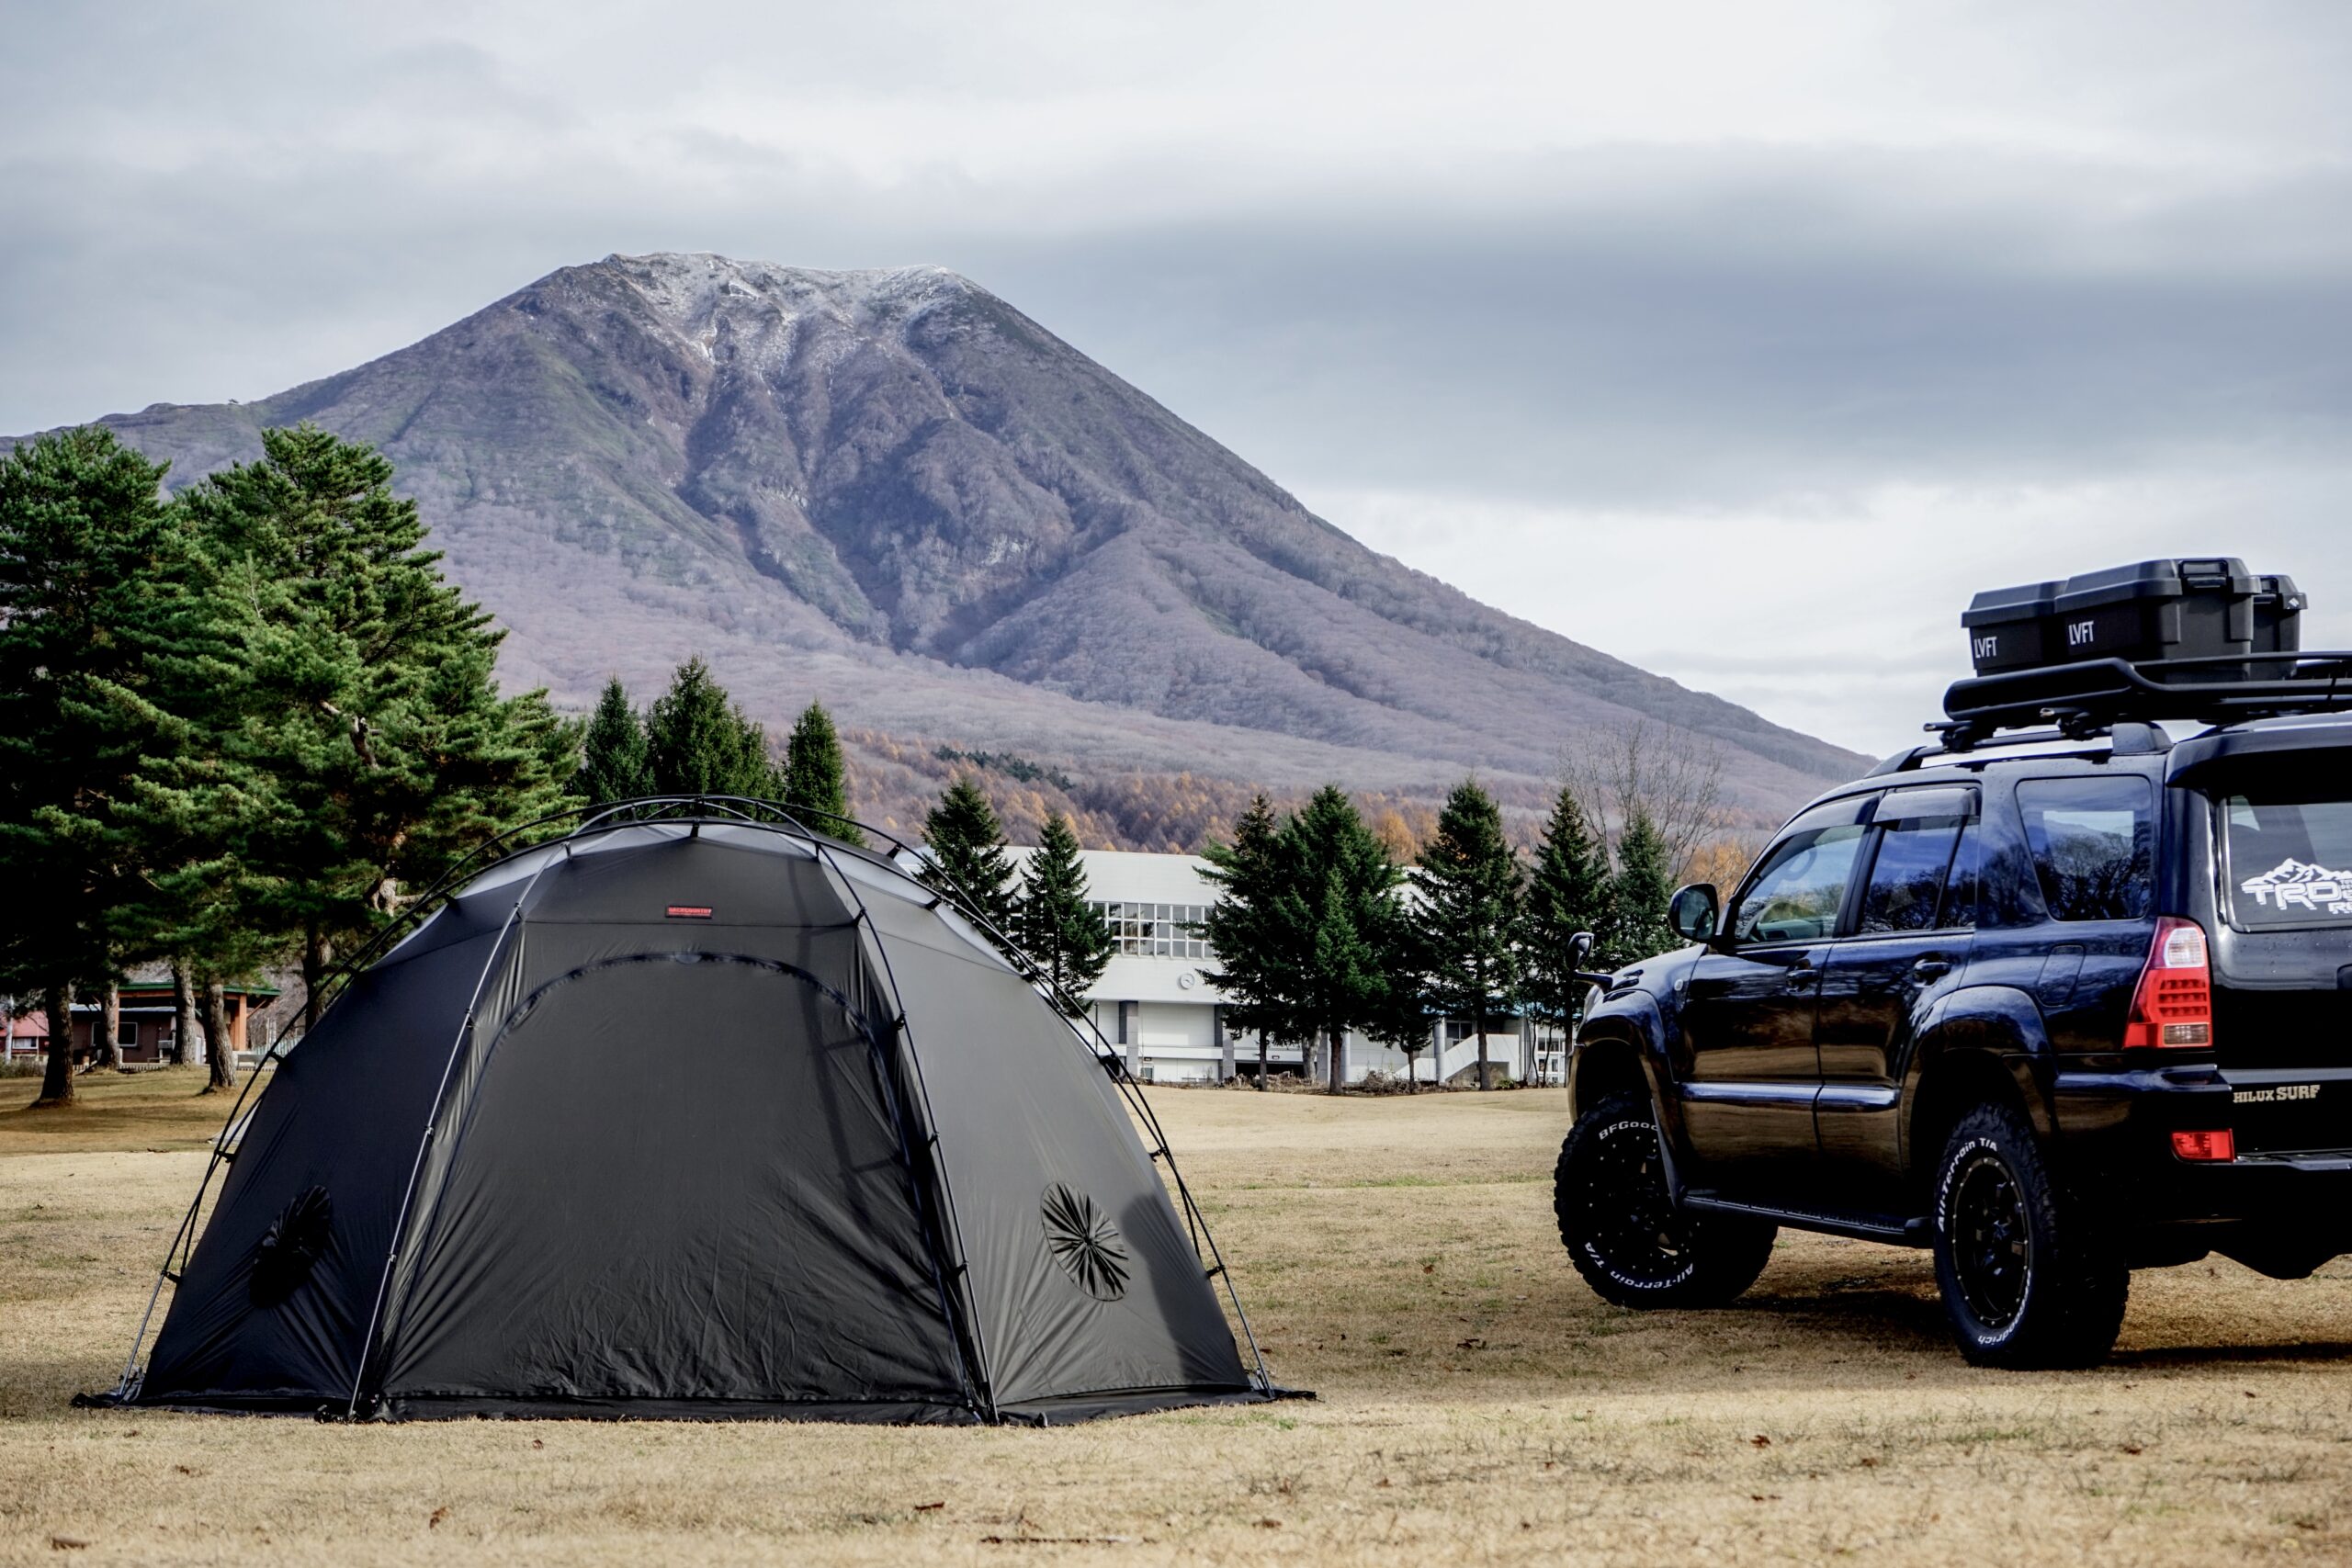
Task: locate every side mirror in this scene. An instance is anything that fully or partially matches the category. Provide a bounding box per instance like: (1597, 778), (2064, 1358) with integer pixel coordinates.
(1566, 930), (1613, 987)
(1668, 883), (1720, 945)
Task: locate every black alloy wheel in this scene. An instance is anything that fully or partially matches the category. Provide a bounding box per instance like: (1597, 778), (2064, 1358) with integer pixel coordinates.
(1554, 1093), (1776, 1309)
(1929, 1100), (2128, 1369)
(1579, 1111), (1699, 1288)
(1946, 1150), (2030, 1330)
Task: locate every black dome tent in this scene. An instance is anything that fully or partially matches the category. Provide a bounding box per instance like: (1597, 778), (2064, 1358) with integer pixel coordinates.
(97, 799), (1284, 1425)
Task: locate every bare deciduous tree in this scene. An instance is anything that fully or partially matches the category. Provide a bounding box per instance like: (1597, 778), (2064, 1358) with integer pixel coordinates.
(1558, 719), (1731, 883)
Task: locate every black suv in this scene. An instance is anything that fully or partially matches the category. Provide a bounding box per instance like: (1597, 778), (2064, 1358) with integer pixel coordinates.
(1554, 610), (2352, 1368)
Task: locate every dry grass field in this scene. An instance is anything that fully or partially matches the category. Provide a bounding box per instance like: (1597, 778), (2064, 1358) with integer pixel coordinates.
(6, 1068), (2352, 1565)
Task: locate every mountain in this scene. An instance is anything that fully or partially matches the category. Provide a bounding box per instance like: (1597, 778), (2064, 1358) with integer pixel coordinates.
(24, 253), (1865, 845)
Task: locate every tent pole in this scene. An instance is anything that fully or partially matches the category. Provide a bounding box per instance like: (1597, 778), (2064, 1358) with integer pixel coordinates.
(807, 845), (1001, 1424)
(873, 829), (1283, 1400)
(343, 888), (537, 1419)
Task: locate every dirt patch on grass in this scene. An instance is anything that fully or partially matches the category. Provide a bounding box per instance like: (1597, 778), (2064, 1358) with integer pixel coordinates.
(5, 1077), (2351, 1562)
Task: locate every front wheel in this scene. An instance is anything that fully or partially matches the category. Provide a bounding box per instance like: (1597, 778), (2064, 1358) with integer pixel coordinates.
(1931, 1101), (2127, 1369)
(1554, 1093), (1776, 1308)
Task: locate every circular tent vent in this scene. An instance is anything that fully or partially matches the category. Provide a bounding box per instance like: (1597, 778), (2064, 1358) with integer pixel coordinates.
(1041, 1182), (1130, 1302)
(249, 1187), (333, 1308)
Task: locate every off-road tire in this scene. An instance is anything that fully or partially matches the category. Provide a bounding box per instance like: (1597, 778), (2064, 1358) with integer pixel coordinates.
(1930, 1100), (2128, 1369)
(1554, 1093), (1777, 1308)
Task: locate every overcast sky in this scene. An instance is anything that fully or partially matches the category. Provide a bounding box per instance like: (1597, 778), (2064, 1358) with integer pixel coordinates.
(6, 0), (2350, 756)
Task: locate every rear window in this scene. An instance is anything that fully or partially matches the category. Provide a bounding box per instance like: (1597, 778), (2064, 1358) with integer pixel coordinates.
(2222, 793), (2352, 930)
(2017, 777), (2154, 922)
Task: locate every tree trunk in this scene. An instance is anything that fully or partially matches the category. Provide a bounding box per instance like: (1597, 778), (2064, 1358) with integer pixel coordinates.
(1327, 1020), (1345, 1093)
(1407, 1051), (1419, 1093)
(200, 977), (234, 1094)
(90, 982), (119, 1071)
(1255, 1032), (1268, 1090)
(1475, 1002), (1491, 1090)
(169, 963), (197, 1067)
(302, 926), (329, 1033)
(31, 981), (74, 1108)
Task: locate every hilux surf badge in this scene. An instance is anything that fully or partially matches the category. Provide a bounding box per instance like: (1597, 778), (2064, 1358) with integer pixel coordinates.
(2241, 859), (2352, 916)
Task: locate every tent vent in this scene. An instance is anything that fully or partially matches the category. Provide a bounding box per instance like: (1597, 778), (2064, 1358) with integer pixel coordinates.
(1042, 1183), (1130, 1303)
(249, 1187), (333, 1308)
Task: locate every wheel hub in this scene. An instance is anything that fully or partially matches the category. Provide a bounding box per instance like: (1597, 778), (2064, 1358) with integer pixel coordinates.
(1581, 1119), (1698, 1285)
(1951, 1151), (2030, 1329)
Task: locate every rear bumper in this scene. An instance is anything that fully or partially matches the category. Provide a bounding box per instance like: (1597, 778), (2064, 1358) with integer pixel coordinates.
(2052, 1061), (2352, 1232)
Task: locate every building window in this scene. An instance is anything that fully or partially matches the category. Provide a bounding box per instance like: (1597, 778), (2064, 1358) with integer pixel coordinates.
(1089, 901), (1211, 959)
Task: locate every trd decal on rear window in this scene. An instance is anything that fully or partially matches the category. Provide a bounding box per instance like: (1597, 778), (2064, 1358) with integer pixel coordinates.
(2239, 860), (2352, 917)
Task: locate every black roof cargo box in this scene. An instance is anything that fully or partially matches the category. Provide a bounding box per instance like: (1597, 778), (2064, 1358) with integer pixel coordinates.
(2051, 557), (2256, 666)
(2253, 572), (2305, 655)
(1961, 580), (2063, 673)
(1963, 558), (2259, 675)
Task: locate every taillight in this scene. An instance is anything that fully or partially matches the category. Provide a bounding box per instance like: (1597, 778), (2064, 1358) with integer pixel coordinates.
(2123, 916), (2212, 1049)
(2170, 1129), (2235, 1162)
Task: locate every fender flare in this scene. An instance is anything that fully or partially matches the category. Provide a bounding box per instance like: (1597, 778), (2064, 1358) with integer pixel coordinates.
(1899, 983), (2057, 1174)
(1568, 992), (1691, 1193)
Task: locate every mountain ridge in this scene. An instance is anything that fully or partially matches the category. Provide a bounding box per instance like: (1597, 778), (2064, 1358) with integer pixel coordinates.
(17, 251), (1866, 845)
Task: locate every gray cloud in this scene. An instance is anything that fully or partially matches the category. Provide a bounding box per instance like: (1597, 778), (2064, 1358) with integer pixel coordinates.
(7, 0), (2352, 753)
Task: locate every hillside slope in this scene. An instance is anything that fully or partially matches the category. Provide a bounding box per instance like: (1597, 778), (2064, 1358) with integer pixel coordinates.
(30, 253), (1864, 842)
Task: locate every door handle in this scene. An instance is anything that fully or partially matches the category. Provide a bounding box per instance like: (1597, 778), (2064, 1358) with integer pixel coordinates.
(1785, 963), (1817, 987)
(1912, 957), (1952, 980)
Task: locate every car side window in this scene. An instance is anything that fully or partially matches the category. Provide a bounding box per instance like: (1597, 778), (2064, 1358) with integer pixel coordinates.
(1939, 822), (1981, 930)
(1729, 817), (1868, 945)
(2018, 776), (2154, 921)
(1857, 787), (1973, 934)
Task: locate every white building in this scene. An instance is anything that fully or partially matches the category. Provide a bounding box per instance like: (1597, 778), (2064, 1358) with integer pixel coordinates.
(1015, 847), (1565, 1087)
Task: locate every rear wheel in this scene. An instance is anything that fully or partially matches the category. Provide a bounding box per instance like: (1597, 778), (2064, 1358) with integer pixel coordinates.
(1554, 1093), (1776, 1308)
(1931, 1101), (2127, 1369)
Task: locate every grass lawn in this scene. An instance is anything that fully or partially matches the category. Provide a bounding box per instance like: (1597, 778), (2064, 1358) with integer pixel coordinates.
(6, 1067), (2352, 1563)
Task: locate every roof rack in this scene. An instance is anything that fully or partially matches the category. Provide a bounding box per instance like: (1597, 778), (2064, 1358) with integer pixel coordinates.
(1872, 720), (2173, 775)
(1934, 652), (2352, 751)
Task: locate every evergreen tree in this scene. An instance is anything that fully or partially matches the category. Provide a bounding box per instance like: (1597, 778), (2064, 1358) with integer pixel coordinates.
(0, 428), (180, 1108)
(782, 700), (864, 847)
(1521, 783), (1614, 1034)
(1277, 785), (1408, 1092)
(164, 424), (578, 1032)
(574, 677), (650, 806)
(1198, 794), (1292, 1089)
(644, 658), (782, 800)
(1609, 806), (1679, 964)
(1413, 779), (1522, 1089)
(1014, 813), (1114, 1015)
(922, 776), (1018, 949)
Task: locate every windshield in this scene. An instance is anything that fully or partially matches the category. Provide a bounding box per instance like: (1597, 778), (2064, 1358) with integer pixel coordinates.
(2222, 791), (2352, 930)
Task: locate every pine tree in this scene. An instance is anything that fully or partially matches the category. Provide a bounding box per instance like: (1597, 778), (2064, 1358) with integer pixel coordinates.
(782, 700), (864, 847)
(1198, 794), (1292, 1089)
(1609, 806), (1679, 965)
(1278, 785), (1408, 1092)
(644, 658), (782, 800)
(0, 428), (180, 1108)
(922, 776), (1018, 948)
(574, 677), (650, 806)
(164, 423), (578, 1032)
(1413, 779), (1522, 1089)
(1014, 814), (1113, 1015)
(169, 963), (198, 1068)
(1521, 783), (1614, 1033)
